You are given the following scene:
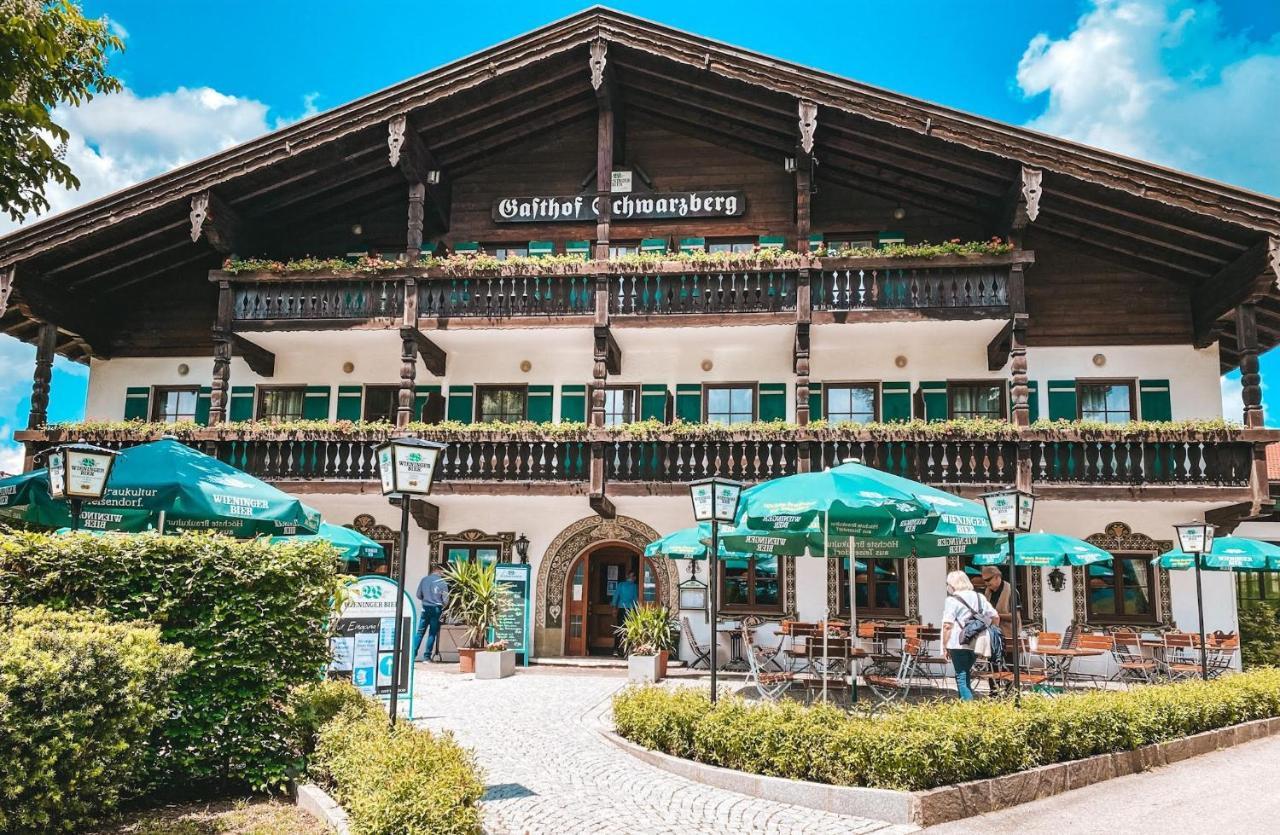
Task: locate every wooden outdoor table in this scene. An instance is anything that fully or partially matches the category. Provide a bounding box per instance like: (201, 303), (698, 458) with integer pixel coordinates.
(1036, 646), (1107, 689)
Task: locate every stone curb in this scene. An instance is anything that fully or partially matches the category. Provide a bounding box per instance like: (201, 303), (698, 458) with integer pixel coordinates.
(602, 715), (1280, 827)
(294, 781), (352, 835)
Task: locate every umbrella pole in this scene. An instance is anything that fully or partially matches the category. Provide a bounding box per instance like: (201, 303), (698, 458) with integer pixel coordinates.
(157, 510), (166, 535)
(1194, 555), (1208, 681)
(848, 535), (858, 704)
(710, 518), (720, 704)
(1008, 532), (1021, 706)
(388, 499), (411, 726)
(69, 498), (82, 532)
(822, 510), (829, 704)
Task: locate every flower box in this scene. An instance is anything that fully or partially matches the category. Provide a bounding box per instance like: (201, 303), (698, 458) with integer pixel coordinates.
(475, 648), (516, 680)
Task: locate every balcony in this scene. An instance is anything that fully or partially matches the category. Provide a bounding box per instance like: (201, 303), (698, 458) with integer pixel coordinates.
(17, 421), (1272, 501)
(214, 250), (1030, 327)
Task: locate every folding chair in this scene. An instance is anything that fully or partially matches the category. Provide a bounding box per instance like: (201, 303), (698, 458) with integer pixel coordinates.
(1207, 634), (1239, 679)
(1110, 633), (1158, 687)
(1072, 633), (1117, 689)
(989, 637), (1050, 693)
(744, 624), (794, 701)
(1160, 632), (1201, 682)
(681, 616), (711, 670)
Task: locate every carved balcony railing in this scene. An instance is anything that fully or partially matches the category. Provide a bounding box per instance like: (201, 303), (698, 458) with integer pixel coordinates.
(607, 270), (798, 315)
(417, 275), (595, 318)
(815, 261), (1009, 312)
(232, 279), (405, 321)
(1028, 439), (1255, 487)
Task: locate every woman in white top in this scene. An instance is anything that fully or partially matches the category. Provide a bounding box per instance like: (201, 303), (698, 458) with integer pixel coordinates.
(941, 569), (1000, 701)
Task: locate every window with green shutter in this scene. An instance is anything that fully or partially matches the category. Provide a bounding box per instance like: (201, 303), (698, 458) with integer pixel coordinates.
(808, 233), (824, 251)
(877, 231), (906, 247)
(452, 242), (479, 254)
(675, 384), (702, 423)
(560, 384), (587, 423)
(527, 385), (553, 422)
(758, 235), (785, 250)
(566, 240), (591, 259)
(124, 387), (150, 420)
(195, 387), (212, 425)
(678, 237), (705, 253)
(759, 383), (787, 422)
(302, 386), (331, 420)
(446, 385), (474, 423)
(528, 240), (554, 257)
(336, 385), (363, 421)
(150, 387), (196, 422)
(640, 238), (667, 254)
(919, 381), (948, 422)
(1138, 379), (1172, 421)
(1027, 380), (1040, 423)
(640, 385), (670, 422)
(808, 382), (823, 421)
(1047, 380), (1078, 421)
(415, 385), (443, 423)
(228, 387), (254, 422)
(882, 382), (912, 422)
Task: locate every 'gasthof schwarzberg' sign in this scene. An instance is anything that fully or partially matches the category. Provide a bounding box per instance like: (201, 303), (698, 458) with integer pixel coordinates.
(492, 190), (745, 223)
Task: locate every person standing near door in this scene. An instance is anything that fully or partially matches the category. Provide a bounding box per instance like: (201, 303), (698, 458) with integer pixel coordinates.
(414, 563), (449, 662)
(611, 570), (640, 655)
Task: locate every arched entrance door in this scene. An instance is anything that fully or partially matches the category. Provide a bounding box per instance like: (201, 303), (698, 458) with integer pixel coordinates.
(563, 544), (663, 656)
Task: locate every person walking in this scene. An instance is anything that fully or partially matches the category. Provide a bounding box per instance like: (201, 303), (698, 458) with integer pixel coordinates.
(941, 569), (999, 701)
(611, 570), (640, 656)
(413, 563), (449, 662)
(981, 565), (1015, 692)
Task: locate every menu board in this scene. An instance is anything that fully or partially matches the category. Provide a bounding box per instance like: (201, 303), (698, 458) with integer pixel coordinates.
(329, 576), (416, 716)
(492, 563), (532, 665)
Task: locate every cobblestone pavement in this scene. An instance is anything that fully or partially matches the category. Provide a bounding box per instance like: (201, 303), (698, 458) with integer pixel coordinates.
(411, 664), (914, 835)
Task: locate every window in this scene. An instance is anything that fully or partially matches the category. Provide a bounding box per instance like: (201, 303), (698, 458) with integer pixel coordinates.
(1078, 380), (1136, 423)
(722, 556), (781, 611)
(1086, 554), (1156, 623)
(476, 386), (527, 423)
(445, 544), (500, 566)
(608, 243), (638, 258)
(1237, 571), (1280, 606)
(837, 558), (905, 617)
(707, 238), (755, 254)
(966, 558), (1031, 622)
(258, 387), (306, 421)
(824, 383), (878, 424)
(151, 387), (198, 423)
(487, 245), (527, 261)
(948, 382), (1006, 419)
(824, 234), (876, 252)
(705, 385), (755, 425)
(602, 386), (638, 426)
(363, 385), (400, 423)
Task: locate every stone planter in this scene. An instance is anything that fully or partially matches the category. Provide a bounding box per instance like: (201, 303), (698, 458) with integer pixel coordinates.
(458, 647), (479, 674)
(629, 653), (664, 683)
(475, 649), (516, 680)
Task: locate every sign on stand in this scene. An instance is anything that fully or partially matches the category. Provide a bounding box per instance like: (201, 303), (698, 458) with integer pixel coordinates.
(491, 563), (532, 665)
(329, 575), (417, 718)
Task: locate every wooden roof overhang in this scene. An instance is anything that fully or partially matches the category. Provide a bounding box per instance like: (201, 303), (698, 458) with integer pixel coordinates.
(1, 6), (1277, 368)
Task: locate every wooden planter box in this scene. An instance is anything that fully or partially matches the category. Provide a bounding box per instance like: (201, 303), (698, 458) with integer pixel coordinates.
(475, 649), (516, 680)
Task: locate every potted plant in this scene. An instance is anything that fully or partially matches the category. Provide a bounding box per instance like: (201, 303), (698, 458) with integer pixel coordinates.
(443, 560), (513, 674)
(616, 605), (678, 683)
(475, 639), (516, 680)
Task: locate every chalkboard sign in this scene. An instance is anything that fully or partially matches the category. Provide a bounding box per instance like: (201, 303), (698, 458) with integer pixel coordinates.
(329, 575), (416, 717)
(492, 563), (532, 665)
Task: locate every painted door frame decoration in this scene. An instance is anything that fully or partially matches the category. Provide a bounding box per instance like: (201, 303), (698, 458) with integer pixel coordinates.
(1075, 522), (1174, 627)
(351, 513), (400, 578)
(426, 528), (516, 568)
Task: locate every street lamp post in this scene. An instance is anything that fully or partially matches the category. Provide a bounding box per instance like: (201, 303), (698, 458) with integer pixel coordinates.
(1174, 521), (1215, 681)
(47, 441), (119, 531)
(689, 476), (742, 704)
(375, 437), (445, 725)
(980, 488), (1036, 705)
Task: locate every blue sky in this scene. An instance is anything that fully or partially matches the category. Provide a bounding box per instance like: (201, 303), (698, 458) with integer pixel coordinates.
(3, 0), (1280, 469)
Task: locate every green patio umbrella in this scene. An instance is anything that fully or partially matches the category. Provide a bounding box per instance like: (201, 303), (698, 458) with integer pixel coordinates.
(973, 532), (1113, 568)
(1155, 536), (1280, 571)
(644, 524), (752, 561)
(269, 522), (385, 561)
(0, 439), (319, 536)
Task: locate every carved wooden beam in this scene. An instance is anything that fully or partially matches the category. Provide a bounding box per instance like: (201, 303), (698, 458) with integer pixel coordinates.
(795, 101), (816, 252)
(1193, 235), (1280, 347)
(189, 190), (243, 255)
(589, 442), (615, 518)
(0, 264), (13, 318)
(995, 166), (1042, 246)
(987, 317), (1013, 371)
(402, 325), (446, 376)
(26, 322), (57, 429)
(592, 39), (615, 261)
(390, 497), (440, 531)
(230, 333), (275, 377)
(388, 114), (449, 233)
(594, 325), (621, 375)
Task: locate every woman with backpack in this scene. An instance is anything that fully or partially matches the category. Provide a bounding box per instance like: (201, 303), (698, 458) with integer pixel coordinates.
(941, 570), (1000, 701)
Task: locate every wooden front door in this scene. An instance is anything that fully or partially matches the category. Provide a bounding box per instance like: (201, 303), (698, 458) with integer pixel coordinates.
(564, 546), (652, 656)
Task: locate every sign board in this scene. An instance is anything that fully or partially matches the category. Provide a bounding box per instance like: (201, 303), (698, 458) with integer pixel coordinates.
(611, 170), (633, 193)
(47, 451), (67, 499)
(493, 190), (746, 223)
(329, 575), (416, 717)
(491, 563), (532, 665)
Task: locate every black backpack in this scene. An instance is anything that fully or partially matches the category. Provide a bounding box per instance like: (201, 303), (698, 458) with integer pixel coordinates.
(949, 592), (987, 646)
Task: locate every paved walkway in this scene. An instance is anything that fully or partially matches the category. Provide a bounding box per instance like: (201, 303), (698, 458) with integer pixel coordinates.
(923, 734), (1280, 835)
(410, 664), (912, 835)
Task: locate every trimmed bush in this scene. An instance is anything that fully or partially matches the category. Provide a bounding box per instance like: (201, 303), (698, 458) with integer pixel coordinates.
(1240, 602), (1280, 668)
(286, 680), (379, 756)
(0, 531), (340, 792)
(0, 607), (189, 833)
(613, 668), (1280, 791)
(311, 707), (485, 835)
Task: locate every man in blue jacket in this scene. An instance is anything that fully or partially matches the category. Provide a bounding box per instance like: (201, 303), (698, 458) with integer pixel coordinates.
(413, 564), (449, 662)
(611, 570), (639, 655)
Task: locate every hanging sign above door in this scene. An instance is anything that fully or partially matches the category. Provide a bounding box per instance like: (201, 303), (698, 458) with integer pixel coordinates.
(492, 190), (746, 223)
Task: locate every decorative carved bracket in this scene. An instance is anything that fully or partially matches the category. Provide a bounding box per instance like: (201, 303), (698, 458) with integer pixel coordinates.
(402, 325), (446, 376)
(189, 191), (242, 254)
(797, 100), (818, 155)
(387, 114), (408, 168)
(1020, 167), (1043, 223)
(388, 115), (448, 231)
(391, 497), (440, 531)
(0, 264), (13, 318)
(589, 39), (608, 91)
(229, 333), (275, 377)
(594, 325), (621, 375)
(987, 317), (1014, 371)
(1193, 234), (1280, 347)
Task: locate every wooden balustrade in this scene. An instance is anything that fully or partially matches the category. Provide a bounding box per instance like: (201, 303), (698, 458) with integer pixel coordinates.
(814, 265), (1008, 311)
(417, 275), (594, 318)
(604, 440), (799, 481)
(1029, 440), (1254, 486)
(233, 280), (405, 320)
(812, 439), (1019, 485)
(607, 270), (797, 315)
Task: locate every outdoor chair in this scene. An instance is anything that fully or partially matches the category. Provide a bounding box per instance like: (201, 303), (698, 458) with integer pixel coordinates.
(1160, 632), (1202, 682)
(782, 621), (819, 674)
(1034, 631), (1063, 651)
(864, 636), (928, 705)
(681, 616), (711, 670)
(1110, 634), (1158, 686)
(744, 629), (794, 701)
(1207, 634), (1239, 679)
(740, 616), (784, 672)
(1070, 632), (1118, 689)
(989, 637), (1050, 693)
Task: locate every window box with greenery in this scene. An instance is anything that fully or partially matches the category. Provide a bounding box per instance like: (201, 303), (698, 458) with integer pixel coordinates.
(443, 559), (514, 675)
(616, 604), (678, 682)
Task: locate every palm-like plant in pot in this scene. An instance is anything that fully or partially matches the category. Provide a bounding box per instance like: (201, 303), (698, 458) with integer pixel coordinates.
(615, 604), (678, 681)
(443, 560), (513, 673)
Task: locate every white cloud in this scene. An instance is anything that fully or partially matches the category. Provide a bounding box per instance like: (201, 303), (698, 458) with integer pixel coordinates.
(1017, 0), (1280, 196)
(1221, 372), (1242, 422)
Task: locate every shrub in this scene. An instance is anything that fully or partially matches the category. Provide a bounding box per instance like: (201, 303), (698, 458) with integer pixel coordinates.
(286, 680), (379, 757)
(0, 531), (340, 792)
(311, 707), (485, 835)
(612, 668), (1280, 791)
(1240, 602), (1280, 668)
(0, 607), (190, 833)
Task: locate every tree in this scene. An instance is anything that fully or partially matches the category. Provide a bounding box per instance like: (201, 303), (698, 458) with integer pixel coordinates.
(0, 0), (123, 223)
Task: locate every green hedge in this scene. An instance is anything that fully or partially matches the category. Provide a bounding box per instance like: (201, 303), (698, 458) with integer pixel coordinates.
(0, 607), (190, 833)
(312, 706), (485, 835)
(613, 669), (1280, 791)
(0, 531), (340, 792)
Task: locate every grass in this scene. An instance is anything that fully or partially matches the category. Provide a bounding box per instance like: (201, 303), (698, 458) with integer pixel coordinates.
(93, 798), (328, 835)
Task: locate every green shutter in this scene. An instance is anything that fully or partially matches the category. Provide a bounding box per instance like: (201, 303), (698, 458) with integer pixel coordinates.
(808, 381), (823, 421)
(808, 233), (824, 251)
(124, 387), (150, 420)
(882, 382), (912, 422)
(641, 385), (669, 422)
(640, 237), (668, 254)
(529, 240), (554, 257)
(877, 231), (906, 247)
(229, 386), (254, 422)
(452, 241), (479, 254)
(759, 383), (787, 422)
(527, 385), (553, 423)
(1026, 380), (1040, 423)
(920, 381), (948, 422)
(1047, 380), (1078, 421)
(758, 235), (785, 250)
(302, 386), (331, 420)
(195, 387), (212, 425)
(336, 385), (363, 421)
(679, 237), (705, 253)
(414, 385), (442, 422)
(676, 384), (702, 423)
(560, 384), (587, 423)
(1139, 379), (1172, 421)
(566, 240), (591, 259)
(447, 385), (474, 423)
